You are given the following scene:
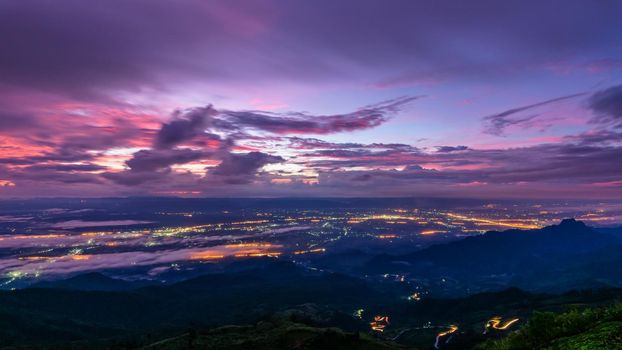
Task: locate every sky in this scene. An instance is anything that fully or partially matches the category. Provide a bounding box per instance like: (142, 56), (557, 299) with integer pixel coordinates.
(0, 0), (621, 198)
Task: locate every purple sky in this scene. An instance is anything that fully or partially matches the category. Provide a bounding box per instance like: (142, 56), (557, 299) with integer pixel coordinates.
(1, 0), (621, 198)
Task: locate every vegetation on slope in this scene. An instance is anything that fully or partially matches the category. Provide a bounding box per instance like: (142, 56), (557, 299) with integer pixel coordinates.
(142, 314), (412, 350)
(476, 303), (622, 350)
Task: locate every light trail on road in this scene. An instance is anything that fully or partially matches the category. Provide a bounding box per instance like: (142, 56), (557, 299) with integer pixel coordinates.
(483, 317), (519, 334)
(434, 324), (458, 349)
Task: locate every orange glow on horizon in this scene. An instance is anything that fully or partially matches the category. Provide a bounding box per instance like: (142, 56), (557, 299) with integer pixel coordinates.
(70, 254), (91, 260)
(271, 178), (292, 184)
(0, 179), (16, 187)
(302, 178), (319, 185)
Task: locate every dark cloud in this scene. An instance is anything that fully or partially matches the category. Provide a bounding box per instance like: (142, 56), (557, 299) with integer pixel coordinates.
(287, 137), (415, 151)
(564, 130), (622, 145)
(0, 151), (96, 166)
(102, 148), (208, 186)
(287, 137), (365, 150)
(308, 149), (379, 158)
(4, 166), (103, 185)
(24, 164), (105, 172)
(126, 149), (207, 172)
(482, 93), (586, 136)
(587, 84), (622, 127)
(103, 169), (172, 186)
(221, 96), (421, 135)
(296, 135), (622, 188)
(155, 106), (216, 149)
(0, 1), (226, 101)
(0, 1), (621, 198)
(297, 140), (424, 170)
(0, 1), (620, 101)
(0, 146), (107, 187)
(0, 112), (39, 131)
(210, 152), (284, 184)
(149, 97), (415, 153)
(436, 145), (469, 153)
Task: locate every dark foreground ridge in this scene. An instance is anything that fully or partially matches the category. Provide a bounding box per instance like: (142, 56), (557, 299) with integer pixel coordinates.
(142, 313), (411, 350)
(2, 261), (622, 349)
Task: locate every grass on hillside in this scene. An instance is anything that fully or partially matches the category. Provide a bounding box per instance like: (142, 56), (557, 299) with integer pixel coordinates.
(141, 317), (412, 350)
(476, 303), (622, 350)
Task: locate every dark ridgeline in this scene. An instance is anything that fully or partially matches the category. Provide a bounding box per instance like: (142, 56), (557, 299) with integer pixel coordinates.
(364, 219), (622, 292)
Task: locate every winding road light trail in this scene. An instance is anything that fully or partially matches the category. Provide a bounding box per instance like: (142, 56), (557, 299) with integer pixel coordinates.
(484, 317), (520, 334)
(434, 325), (458, 349)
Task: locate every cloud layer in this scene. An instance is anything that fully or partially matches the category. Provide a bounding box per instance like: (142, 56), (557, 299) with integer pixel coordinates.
(0, 1), (621, 198)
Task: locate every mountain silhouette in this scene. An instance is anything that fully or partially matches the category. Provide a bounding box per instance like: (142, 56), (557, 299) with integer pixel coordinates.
(364, 219), (622, 291)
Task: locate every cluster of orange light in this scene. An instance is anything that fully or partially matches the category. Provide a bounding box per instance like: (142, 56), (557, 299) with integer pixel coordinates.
(224, 243), (272, 248)
(408, 292), (421, 301)
(445, 213), (539, 229)
(18, 256), (49, 261)
(80, 232), (102, 237)
(230, 220), (270, 225)
(377, 234), (398, 239)
(293, 248), (326, 255)
(70, 254), (91, 261)
(370, 315), (390, 332)
(18, 254), (91, 261)
(190, 244), (283, 260)
(419, 230), (447, 235)
(576, 214), (614, 222)
(234, 251), (282, 258)
(0, 234), (66, 241)
(81, 231), (145, 238)
(348, 214), (421, 225)
(189, 252), (225, 260)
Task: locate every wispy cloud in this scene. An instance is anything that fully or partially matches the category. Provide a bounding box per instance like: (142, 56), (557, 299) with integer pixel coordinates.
(482, 93), (586, 136)
(587, 84), (622, 128)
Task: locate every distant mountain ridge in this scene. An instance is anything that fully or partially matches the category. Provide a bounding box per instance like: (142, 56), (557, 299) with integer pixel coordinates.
(363, 219), (622, 292)
(31, 272), (154, 291)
